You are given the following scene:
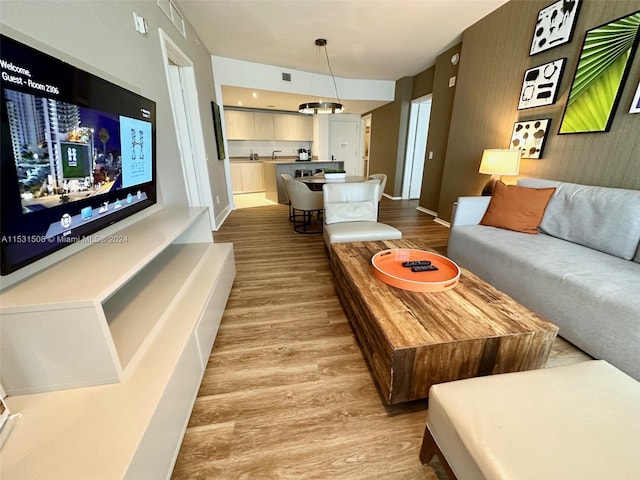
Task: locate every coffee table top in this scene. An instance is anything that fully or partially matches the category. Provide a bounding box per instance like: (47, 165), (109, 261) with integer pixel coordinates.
(331, 239), (558, 349)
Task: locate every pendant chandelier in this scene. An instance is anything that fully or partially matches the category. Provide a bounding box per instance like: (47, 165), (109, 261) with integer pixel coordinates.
(299, 39), (344, 115)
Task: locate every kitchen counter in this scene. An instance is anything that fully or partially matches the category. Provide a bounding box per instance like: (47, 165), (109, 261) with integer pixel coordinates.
(263, 160), (345, 204)
(263, 159), (343, 164)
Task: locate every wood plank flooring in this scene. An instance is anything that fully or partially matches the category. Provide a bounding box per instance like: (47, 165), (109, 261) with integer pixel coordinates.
(172, 197), (590, 479)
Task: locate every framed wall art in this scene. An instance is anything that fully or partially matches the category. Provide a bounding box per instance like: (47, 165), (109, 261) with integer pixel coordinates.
(530, 0), (582, 55)
(558, 11), (640, 134)
(510, 119), (551, 159)
(518, 58), (566, 110)
(630, 82), (640, 113)
(211, 101), (226, 160)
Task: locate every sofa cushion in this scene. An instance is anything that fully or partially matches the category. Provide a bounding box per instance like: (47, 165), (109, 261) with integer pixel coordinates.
(518, 178), (640, 260)
(479, 181), (555, 234)
(447, 225), (640, 380)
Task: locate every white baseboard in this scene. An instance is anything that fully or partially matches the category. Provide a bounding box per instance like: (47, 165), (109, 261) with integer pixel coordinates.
(416, 206), (437, 217)
(415, 206), (450, 228)
(382, 193), (402, 200)
(214, 204), (233, 232)
(434, 217), (450, 228)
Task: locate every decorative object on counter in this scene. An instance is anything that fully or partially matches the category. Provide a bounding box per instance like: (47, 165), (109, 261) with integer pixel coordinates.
(297, 148), (309, 160)
(324, 172), (347, 180)
(529, 0), (582, 55)
(559, 11), (640, 134)
(323, 168), (347, 180)
(509, 119), (550, 159)
(630, 82), (640, 113)
(211, 101), (226, 160)
(478, 149), (521, 196)
(518, 58), (566, 110)
(299, 39), (343, 115)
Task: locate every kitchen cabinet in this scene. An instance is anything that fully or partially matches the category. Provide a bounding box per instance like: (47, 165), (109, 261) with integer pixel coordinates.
(225, 109), (312, 141)
(225, 110), (254, 140)
(230, 161), (265, 193)
(274, 114), (313, 141)
(253, 112), (275, 140)
(230, 163), (244, 192)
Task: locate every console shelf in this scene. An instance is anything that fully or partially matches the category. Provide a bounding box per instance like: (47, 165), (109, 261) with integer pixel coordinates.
(0, 206), (236, 479)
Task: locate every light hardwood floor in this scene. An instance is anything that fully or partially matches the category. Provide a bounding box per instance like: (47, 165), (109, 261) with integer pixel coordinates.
(172, 197), (590, 479)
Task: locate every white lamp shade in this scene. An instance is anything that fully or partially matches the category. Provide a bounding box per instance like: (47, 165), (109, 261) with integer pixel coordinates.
(479, 149), (521, 175)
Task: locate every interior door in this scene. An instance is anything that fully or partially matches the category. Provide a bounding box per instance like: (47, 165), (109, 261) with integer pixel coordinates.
(330, 120), (361, 175)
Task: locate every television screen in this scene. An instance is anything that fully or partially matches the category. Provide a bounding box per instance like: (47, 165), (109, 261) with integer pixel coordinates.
(1, 34), (157, 276)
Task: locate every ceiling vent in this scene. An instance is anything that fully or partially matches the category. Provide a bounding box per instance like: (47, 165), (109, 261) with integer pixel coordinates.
(282, 72), (291, 82)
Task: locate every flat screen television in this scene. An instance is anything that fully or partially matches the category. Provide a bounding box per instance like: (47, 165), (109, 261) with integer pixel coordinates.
(1, 34), (157, 276)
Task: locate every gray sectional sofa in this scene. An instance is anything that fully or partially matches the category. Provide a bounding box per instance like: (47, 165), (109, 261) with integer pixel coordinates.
(447, 178), (640, 381)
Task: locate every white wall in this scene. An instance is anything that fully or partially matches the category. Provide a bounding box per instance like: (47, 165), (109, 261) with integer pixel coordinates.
(0, 0), (228, 281)
(211, 56), (395, 101)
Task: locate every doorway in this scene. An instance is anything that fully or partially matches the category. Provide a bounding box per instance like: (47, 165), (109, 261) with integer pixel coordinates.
(159, 30), (216, 227)
(360, 114), (372, 177)
(402, 95), (432, 200)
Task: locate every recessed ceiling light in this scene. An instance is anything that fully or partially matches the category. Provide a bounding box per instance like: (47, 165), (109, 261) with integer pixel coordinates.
(237, 101), (243, 106)
(251, 92), (258, 99)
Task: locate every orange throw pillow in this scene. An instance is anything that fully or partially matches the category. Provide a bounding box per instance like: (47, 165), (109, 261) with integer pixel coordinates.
(480, 181), (556, 234)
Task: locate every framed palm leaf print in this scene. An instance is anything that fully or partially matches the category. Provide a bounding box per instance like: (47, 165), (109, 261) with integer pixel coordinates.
(558, 11), (640, 134)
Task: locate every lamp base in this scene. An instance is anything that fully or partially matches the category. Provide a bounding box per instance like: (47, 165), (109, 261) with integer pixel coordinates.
(482, 176), (497, 196)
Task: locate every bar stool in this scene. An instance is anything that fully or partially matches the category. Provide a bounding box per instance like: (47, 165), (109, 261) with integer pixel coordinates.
(295, 169), (313, 178)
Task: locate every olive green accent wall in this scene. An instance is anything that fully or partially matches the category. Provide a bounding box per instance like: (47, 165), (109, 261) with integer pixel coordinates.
(412, 67), (435, 99)
(437, 0), (640, 222)
(419, 44), (462, 213)
(368, 76), (413, 197)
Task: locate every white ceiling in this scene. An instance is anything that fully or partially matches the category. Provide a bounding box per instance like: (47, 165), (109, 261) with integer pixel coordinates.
(176, 0), (509, 113)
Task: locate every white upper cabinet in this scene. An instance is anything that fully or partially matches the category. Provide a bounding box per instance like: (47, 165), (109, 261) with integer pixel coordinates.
(225, 110), (255, 140)
(274, 114), (313, 141)
(225, 110), (312, 141)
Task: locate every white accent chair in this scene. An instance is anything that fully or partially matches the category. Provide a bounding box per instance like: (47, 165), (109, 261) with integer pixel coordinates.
(322, 182), (401, 246)
(368, 173), (387, 201)
(283, 177), (323, 234)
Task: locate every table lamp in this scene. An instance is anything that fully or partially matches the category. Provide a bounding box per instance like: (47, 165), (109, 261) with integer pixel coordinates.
(479, 149), (521, 195)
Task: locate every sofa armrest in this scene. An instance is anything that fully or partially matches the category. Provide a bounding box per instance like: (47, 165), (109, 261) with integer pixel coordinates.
(451, 196), (491, 226)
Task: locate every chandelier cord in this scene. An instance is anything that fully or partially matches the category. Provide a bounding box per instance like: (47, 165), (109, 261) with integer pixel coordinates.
(323, 44), (341, 104)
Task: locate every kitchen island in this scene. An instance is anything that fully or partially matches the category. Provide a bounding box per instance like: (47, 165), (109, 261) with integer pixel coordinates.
(263, 159), (345, 204)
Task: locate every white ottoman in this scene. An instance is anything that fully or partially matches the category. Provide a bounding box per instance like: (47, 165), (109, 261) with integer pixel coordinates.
(420, 360), (640, 480)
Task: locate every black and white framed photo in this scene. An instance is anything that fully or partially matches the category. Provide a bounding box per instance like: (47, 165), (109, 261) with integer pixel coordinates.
(510, 119), (551, 159)
(518, 58), (566, 110)
(630, 82), (640, 113)
(530, 0), (582, 55)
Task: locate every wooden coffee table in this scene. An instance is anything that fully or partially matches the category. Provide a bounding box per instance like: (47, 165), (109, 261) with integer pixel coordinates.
(329, 239), (559, 404)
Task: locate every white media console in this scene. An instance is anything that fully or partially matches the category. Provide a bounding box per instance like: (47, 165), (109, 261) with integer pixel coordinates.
(0, 206), (235, 479)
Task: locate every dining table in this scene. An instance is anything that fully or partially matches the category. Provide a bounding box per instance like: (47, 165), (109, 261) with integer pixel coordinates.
(300, 175), (372, 191)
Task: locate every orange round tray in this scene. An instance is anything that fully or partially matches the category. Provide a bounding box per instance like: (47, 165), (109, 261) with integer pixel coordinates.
(370, 249), (460, 292)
